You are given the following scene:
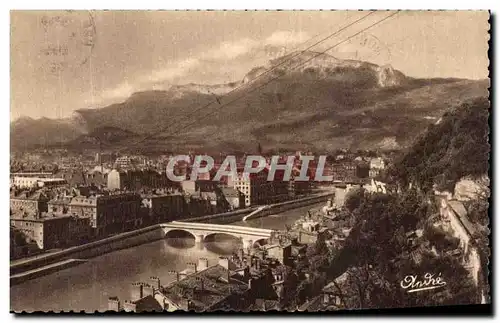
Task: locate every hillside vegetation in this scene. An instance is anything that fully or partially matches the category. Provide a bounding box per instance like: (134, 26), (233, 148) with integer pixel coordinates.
(386, 96), (490, 192)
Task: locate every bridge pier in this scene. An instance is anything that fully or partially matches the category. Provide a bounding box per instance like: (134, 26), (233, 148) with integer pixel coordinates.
(194, 234), (205, 250)
(195, 234), (205, 243)
(242, 239), (254, 252)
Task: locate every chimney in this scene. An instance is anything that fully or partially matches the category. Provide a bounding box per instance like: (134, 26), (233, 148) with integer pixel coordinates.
(107, 297), (120, 312)
(150, 276), (161, 289)
(218, 256), (229, 270)
(239, 248), (245, 260)
(186, 262), (198, 273)
(130, 282), (144, 301)
(168, 270), (180, 282)
(123, 300), (137, 312)
(179, 299), (192, 311)
(248, 278), (253, 290)
(142, 283), (154, 297)
(195, 277), (204, 291)
(198, 258), (209, 271)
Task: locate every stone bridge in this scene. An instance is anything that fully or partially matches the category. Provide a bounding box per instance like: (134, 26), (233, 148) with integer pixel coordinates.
(160, 221), (275, 249)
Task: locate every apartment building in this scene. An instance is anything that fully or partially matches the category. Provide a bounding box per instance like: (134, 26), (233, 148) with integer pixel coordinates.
(69, 192), (142, 237)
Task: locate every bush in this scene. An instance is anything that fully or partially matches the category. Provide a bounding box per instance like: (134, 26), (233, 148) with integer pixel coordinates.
(387, 97), (489, 192)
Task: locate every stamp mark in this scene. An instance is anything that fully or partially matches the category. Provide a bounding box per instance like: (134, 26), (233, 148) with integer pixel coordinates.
(39, 10), (97, 75)
(339, 31), (392, 63)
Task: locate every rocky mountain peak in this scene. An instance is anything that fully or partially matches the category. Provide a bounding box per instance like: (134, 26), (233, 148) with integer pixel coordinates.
(377, 64), (406, 87)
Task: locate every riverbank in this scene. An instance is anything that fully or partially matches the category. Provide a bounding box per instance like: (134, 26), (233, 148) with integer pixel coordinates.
(11, 259), (88, 286)
(242, 193), (332, 221)
(10, 224), (165, 277)
(10, 193), (331, 284)
(10, 203), (320, 312)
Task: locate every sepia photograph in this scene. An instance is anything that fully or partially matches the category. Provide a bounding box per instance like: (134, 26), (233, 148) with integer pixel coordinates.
(8, 9), (491, 313)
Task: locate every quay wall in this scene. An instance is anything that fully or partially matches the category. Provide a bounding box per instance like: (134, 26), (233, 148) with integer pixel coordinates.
(10, 225), (165, 276)
(183, 193), (332, 224)
(10, 259), (88, 286)
(10, 193), (331, 281)
(242, 193), (332, 221)
(181, 207), (255, 224)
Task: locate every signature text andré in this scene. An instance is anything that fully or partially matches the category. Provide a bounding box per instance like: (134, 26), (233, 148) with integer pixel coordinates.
(400, 273), (447, 293)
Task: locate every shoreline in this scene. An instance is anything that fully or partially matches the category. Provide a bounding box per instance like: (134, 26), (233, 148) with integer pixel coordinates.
(10, 193), (332, 285)
(10, 259), (88, 286)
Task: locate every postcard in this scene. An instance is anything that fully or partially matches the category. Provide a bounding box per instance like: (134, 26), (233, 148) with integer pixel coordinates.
(10, 10), (490, 313)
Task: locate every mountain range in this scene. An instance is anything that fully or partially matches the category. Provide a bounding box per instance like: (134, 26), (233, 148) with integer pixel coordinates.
(11, 51), (489, 154)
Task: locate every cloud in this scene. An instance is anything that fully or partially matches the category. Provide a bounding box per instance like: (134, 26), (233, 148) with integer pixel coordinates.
(264, 31), (310, 47)
(205, 38), (259, 60)
(101, 81), (134, 101)
(147, 58), (200, 83)
(95, 30), (312, 103)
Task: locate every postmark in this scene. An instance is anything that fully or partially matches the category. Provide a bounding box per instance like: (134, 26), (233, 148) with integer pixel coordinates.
(336, 31), (392, 64)
(38, 10), (96, 74)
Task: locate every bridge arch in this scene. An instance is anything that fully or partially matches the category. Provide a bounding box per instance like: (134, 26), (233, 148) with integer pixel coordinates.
(164, 229), (199, 248)
(253, 238), (268, 248)
(164, 229), (198, 240)
(203, 232), (242, 244)
(160, 222), (274, 251)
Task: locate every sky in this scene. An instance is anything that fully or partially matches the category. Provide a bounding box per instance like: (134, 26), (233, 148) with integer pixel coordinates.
(10, 10), (490, 120)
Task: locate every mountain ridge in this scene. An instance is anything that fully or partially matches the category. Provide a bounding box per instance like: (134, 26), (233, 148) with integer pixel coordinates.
(11, 51), (489, 153)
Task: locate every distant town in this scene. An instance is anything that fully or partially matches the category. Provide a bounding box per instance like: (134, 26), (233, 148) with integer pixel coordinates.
(10, 147), (390, 258)
(10, 128), (489, 313)
(11, 144), (402, 311)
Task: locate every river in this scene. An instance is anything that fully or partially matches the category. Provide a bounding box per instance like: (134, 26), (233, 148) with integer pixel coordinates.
(10, 203), (322, 312)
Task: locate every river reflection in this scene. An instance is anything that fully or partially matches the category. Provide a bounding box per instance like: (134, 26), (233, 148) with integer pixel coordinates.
(10, 238), (241, 312)
(10, 203), (323, 312)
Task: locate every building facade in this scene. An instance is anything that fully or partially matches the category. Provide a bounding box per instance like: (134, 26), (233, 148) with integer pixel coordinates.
(369, 157), (386, 178)
(10, 214), (90, 250)
(107, 169), (179, 191)
(10, 190), (50, 216)
(69, 193), (142, 237)
(11, 176), (67, 189)
(227, 168), (289, 207)
(141, 192), (187, 224)
(220, 187), (245, 210)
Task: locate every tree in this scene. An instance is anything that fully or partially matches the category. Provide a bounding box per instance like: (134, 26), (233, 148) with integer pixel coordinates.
(387, 97), (489, 193)
(342, 264), (396, 309)
(340, 187), (483, 309)
(467, 198), (489, 227)
(344, 188), (365, 212)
